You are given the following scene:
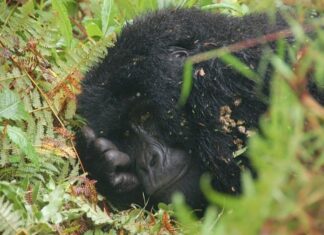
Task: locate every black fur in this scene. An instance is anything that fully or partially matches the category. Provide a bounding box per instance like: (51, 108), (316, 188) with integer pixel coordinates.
(77, 9), (322, 210)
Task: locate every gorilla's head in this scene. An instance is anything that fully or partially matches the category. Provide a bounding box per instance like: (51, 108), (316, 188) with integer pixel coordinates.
(77, 9), (289, 212)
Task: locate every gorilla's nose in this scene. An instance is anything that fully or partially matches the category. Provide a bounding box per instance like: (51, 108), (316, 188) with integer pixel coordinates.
(137, 149), (163, 173)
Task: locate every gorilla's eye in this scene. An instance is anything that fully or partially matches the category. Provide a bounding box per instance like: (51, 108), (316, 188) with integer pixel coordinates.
(169, 46), (189, 59)
(171, 50), (189, 58)
(149, 152), (158, 167)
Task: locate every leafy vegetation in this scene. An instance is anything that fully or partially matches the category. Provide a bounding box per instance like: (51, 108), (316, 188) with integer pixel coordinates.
(0, 0), (323, 234)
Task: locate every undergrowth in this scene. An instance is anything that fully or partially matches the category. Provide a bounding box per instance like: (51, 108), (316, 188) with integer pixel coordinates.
(0, 0), (323, 234)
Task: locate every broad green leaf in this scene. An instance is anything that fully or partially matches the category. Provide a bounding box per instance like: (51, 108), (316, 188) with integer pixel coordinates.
(0, 125), (39, 166)
(85, 21), (103, 37)
(41, 185), (64, 223)
(0, 89), (28, 121)
(101, 0), (113, 36)
(52, 0), (73, 48)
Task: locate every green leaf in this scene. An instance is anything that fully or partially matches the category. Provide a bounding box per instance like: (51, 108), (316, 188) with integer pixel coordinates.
(271, 56), (295, 79)
(220, 53), (261, 82)
(172, 193), (200, 234)
(0, 182), (26, 215)
(0, 126), (39, 166)
(41, 185), (64, 223)
(0, 196), (24, 235)
(85, 21), (103, 37)
(201, 3), (247, 15)
(52, 0), (73, 48)
(178, 60), (193, 106)
(0, 89), (28, 121)
(101, 0), (113, 36)
(19, 0), (34, 16)
(201, 207), (218, 235)
(73, 197), (113, 225)
(233, 147), (247, 158)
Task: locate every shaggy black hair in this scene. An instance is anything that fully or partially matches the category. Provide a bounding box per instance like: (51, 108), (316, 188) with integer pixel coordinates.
(77, 9), (314, 198)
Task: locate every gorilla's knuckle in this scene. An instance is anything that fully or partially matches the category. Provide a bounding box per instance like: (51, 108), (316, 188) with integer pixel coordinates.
(94, 138), (116, 153)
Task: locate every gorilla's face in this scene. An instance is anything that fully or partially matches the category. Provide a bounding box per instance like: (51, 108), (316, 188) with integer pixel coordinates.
(130, 124), (205, 207)
(134, 126), (190, 195)
(79, 121), (206, 210)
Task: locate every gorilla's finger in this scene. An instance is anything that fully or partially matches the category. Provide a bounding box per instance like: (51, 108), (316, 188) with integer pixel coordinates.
(77, 126), (97, 161)
(94, 138), (118, 154)
(81, 126), (96, 146)
(103, 149), (131, 171)
(110, 173), (139, 192)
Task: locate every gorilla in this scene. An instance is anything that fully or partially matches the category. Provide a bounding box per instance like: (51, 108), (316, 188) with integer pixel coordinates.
(76, 9), (322, 213)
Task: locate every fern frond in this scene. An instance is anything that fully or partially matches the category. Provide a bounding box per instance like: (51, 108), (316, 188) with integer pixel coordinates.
(55, 39), (111, 79)
(0, 196), (24, 235)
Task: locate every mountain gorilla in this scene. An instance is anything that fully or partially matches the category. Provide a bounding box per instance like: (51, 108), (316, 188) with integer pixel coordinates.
(76, 9), (323, 212)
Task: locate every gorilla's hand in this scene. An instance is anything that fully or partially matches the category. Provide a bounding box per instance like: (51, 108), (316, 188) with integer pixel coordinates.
(79, 126), (139, 193)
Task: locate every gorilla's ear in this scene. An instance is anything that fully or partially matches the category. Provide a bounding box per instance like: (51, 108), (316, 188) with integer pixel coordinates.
(168, 46), (189, 59)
